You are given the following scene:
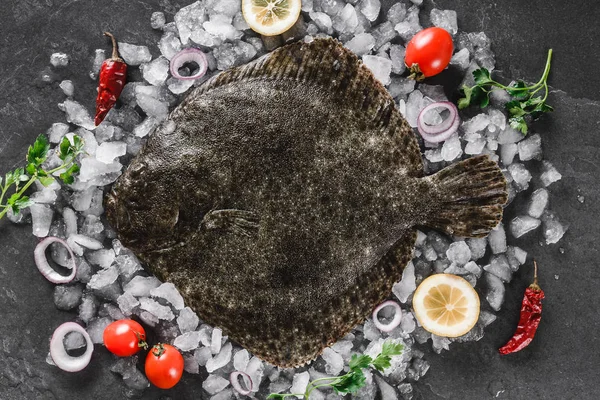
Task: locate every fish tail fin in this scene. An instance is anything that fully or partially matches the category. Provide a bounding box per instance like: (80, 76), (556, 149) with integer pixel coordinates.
(423, 155), (508, 238)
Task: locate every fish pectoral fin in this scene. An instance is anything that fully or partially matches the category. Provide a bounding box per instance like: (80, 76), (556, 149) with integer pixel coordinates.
(201, 209), (261, 236)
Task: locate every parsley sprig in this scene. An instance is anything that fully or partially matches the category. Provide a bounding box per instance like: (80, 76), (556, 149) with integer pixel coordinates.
(458, 49), (553, 135)
(267, 340), (404, 399)
(0, 134), (84, 220)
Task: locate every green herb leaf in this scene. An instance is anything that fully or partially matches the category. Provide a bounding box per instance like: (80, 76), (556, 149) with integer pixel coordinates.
(331, 370), (366, 395)
(59, 163), (80, 185)
(506, 80), (530, 99)
(509, 116), (528, 134)
(458, 85), (473, 109)
(349, 354), (372, 371)
(9, 196), (34, 213)
(266, 394), (287, 399)
(27, 135), (50, 167)
(473, 68), (493, 85)
(381, 341), (404, 357)
(39, 176), (55, 187)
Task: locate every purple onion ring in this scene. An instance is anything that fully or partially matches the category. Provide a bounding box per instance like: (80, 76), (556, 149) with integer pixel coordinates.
(34, 237), (77, 284)
(373, 300), (403, 333)
(417, 101), (460, 143)
(169, 48), (208, 81)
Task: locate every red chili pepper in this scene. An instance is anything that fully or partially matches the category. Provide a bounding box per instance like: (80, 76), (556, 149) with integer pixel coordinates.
(499, 260), (544, 355)
(94, 32), (127, 126)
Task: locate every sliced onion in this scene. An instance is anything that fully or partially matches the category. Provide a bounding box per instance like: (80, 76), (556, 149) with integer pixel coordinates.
(373, 300), (402, 333)
(50, 322), (94, 372)
(169, 48), (208, 81)
(417, 101), (460, 143)
(34, 237), (77, 284)
(230, 371), (253, 395)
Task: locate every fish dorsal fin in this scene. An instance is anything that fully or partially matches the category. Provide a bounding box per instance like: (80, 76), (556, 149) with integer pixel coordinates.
(185, 38), (398, 130)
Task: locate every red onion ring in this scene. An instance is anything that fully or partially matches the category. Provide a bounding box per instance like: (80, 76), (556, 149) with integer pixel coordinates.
(230, 371), (253, 396)
(417, 101), (460, 143)
(50, 322), (94, 372)
(169, 48), (208, 81)
(373, 300), (402, 333)
(34, 237), (77, 284)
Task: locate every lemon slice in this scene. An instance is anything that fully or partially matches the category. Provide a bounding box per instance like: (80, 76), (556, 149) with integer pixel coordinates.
(242, 0), (302, 36)
(412, 274), (480, 338)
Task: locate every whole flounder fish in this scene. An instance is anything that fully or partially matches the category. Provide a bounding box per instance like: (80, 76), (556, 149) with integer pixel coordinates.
(106, 38), (507, 368)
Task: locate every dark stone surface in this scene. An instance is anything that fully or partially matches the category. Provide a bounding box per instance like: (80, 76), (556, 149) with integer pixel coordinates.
(0, 0), (598, 399)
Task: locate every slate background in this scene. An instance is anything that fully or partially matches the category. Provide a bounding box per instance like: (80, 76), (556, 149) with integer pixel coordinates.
(0, 0), (598, 399)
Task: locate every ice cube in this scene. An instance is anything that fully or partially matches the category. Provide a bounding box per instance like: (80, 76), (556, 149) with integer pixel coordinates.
(506, 246), (527, 271)
(47, 122), (70, 144)
(151, 11), (166, 29)
(207, 0), (240, 17)
(124, 275), (161, 297)
(540, 161), (562, 187)
(321, 347), (344, 375)
(309, 12), (333, 34)
(388, 77), (415, 100)
(150, 282), (185, 310)
(141, 57), (170, 86)
(87, 317), (113, 344)
(117, 292), (140, 316)
(88, 265), (122, 300)
(174, 331), (202, 352)
(78, 157), (122, 183)
(211, 327), (223, 354)
(374, 375), (398, 400)
(203, 374), (230, 395)
(234, 349), (250, 371)
(139, 297), (175, 321)
(53, 284), (83, 311)
(464, 261), (482, 278)
(206, 342), (233, 373)
(177, 307), (200, 333)
(302, 0), (314, 12)
(95, 141), (127, 164)
(405, 89), (423, 128)
(203, 15), (243, 41)
(394, 6), (421, 42)
(290, 371), (311, 399)
(488, 223), (507, 254)
(399, 310), (416, 334)
(86, 249), (115, 269)
(485, 272), (505, 311)
(89, 49), (106, 80)
(198, 324), (213, 347)
(371, 22), (397, 50)
(345, 33), (375, 56)
(358, 0), (380, 22)
(167, 77), (196, 95)
(30, 204), (53, 237)
(78, 293), (98, 323)
(431, 334), (450, 354)
(386, 2), (406, 25)
(441, 134), (463, 161)
(60, 99), (95, 130)
(136, 93), (169, 121)
(527, 188), (549, 218)
(233, 12), (250, 30)
(497, 126), (524, 144)
(542, 212), (566, 244)
(195, 346), (213, 366)
(316, 0), (345, 17)
(446, 241), (471, 266)
(50, 52), (69, 67)
(58, 80), (75, 97)
(465, 138), (486, 155)
(115, 254), (143, 284)
(450, 48), (470, 71)
(507, 163), (532, 191)
(118, 43), (152, 66)
(210, 389), (234, 400)
(213, 40), (257, 70)
(510, 215), (541, 238)
(518, 133), (542, 161)
(175, 1), (208, 45)
(484, 254), (512, 282)
(362, 55), (392, 85)
(159, 32), (182, 60)
(500, 143), (518, 165)
(333, 4), (359, 34)
(392, 261), (416, 303)
(389, 44), (406, 75)
(462, 114), (491, 135)
(430, 9), (458, 35)
(245, 356), (264, 392)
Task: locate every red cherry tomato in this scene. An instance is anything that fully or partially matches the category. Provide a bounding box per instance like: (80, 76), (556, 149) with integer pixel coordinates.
(145, 344), (184, 389)
(103, 319), (147, 357)
(405, 27), (454, 80)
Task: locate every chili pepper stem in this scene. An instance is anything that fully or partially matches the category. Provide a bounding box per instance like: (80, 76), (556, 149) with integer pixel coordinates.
(530, 260), (541, 291)
(103, 32), (122, 61)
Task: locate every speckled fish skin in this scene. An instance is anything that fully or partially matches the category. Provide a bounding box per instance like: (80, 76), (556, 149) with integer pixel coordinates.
(105, 39), (508, 368)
